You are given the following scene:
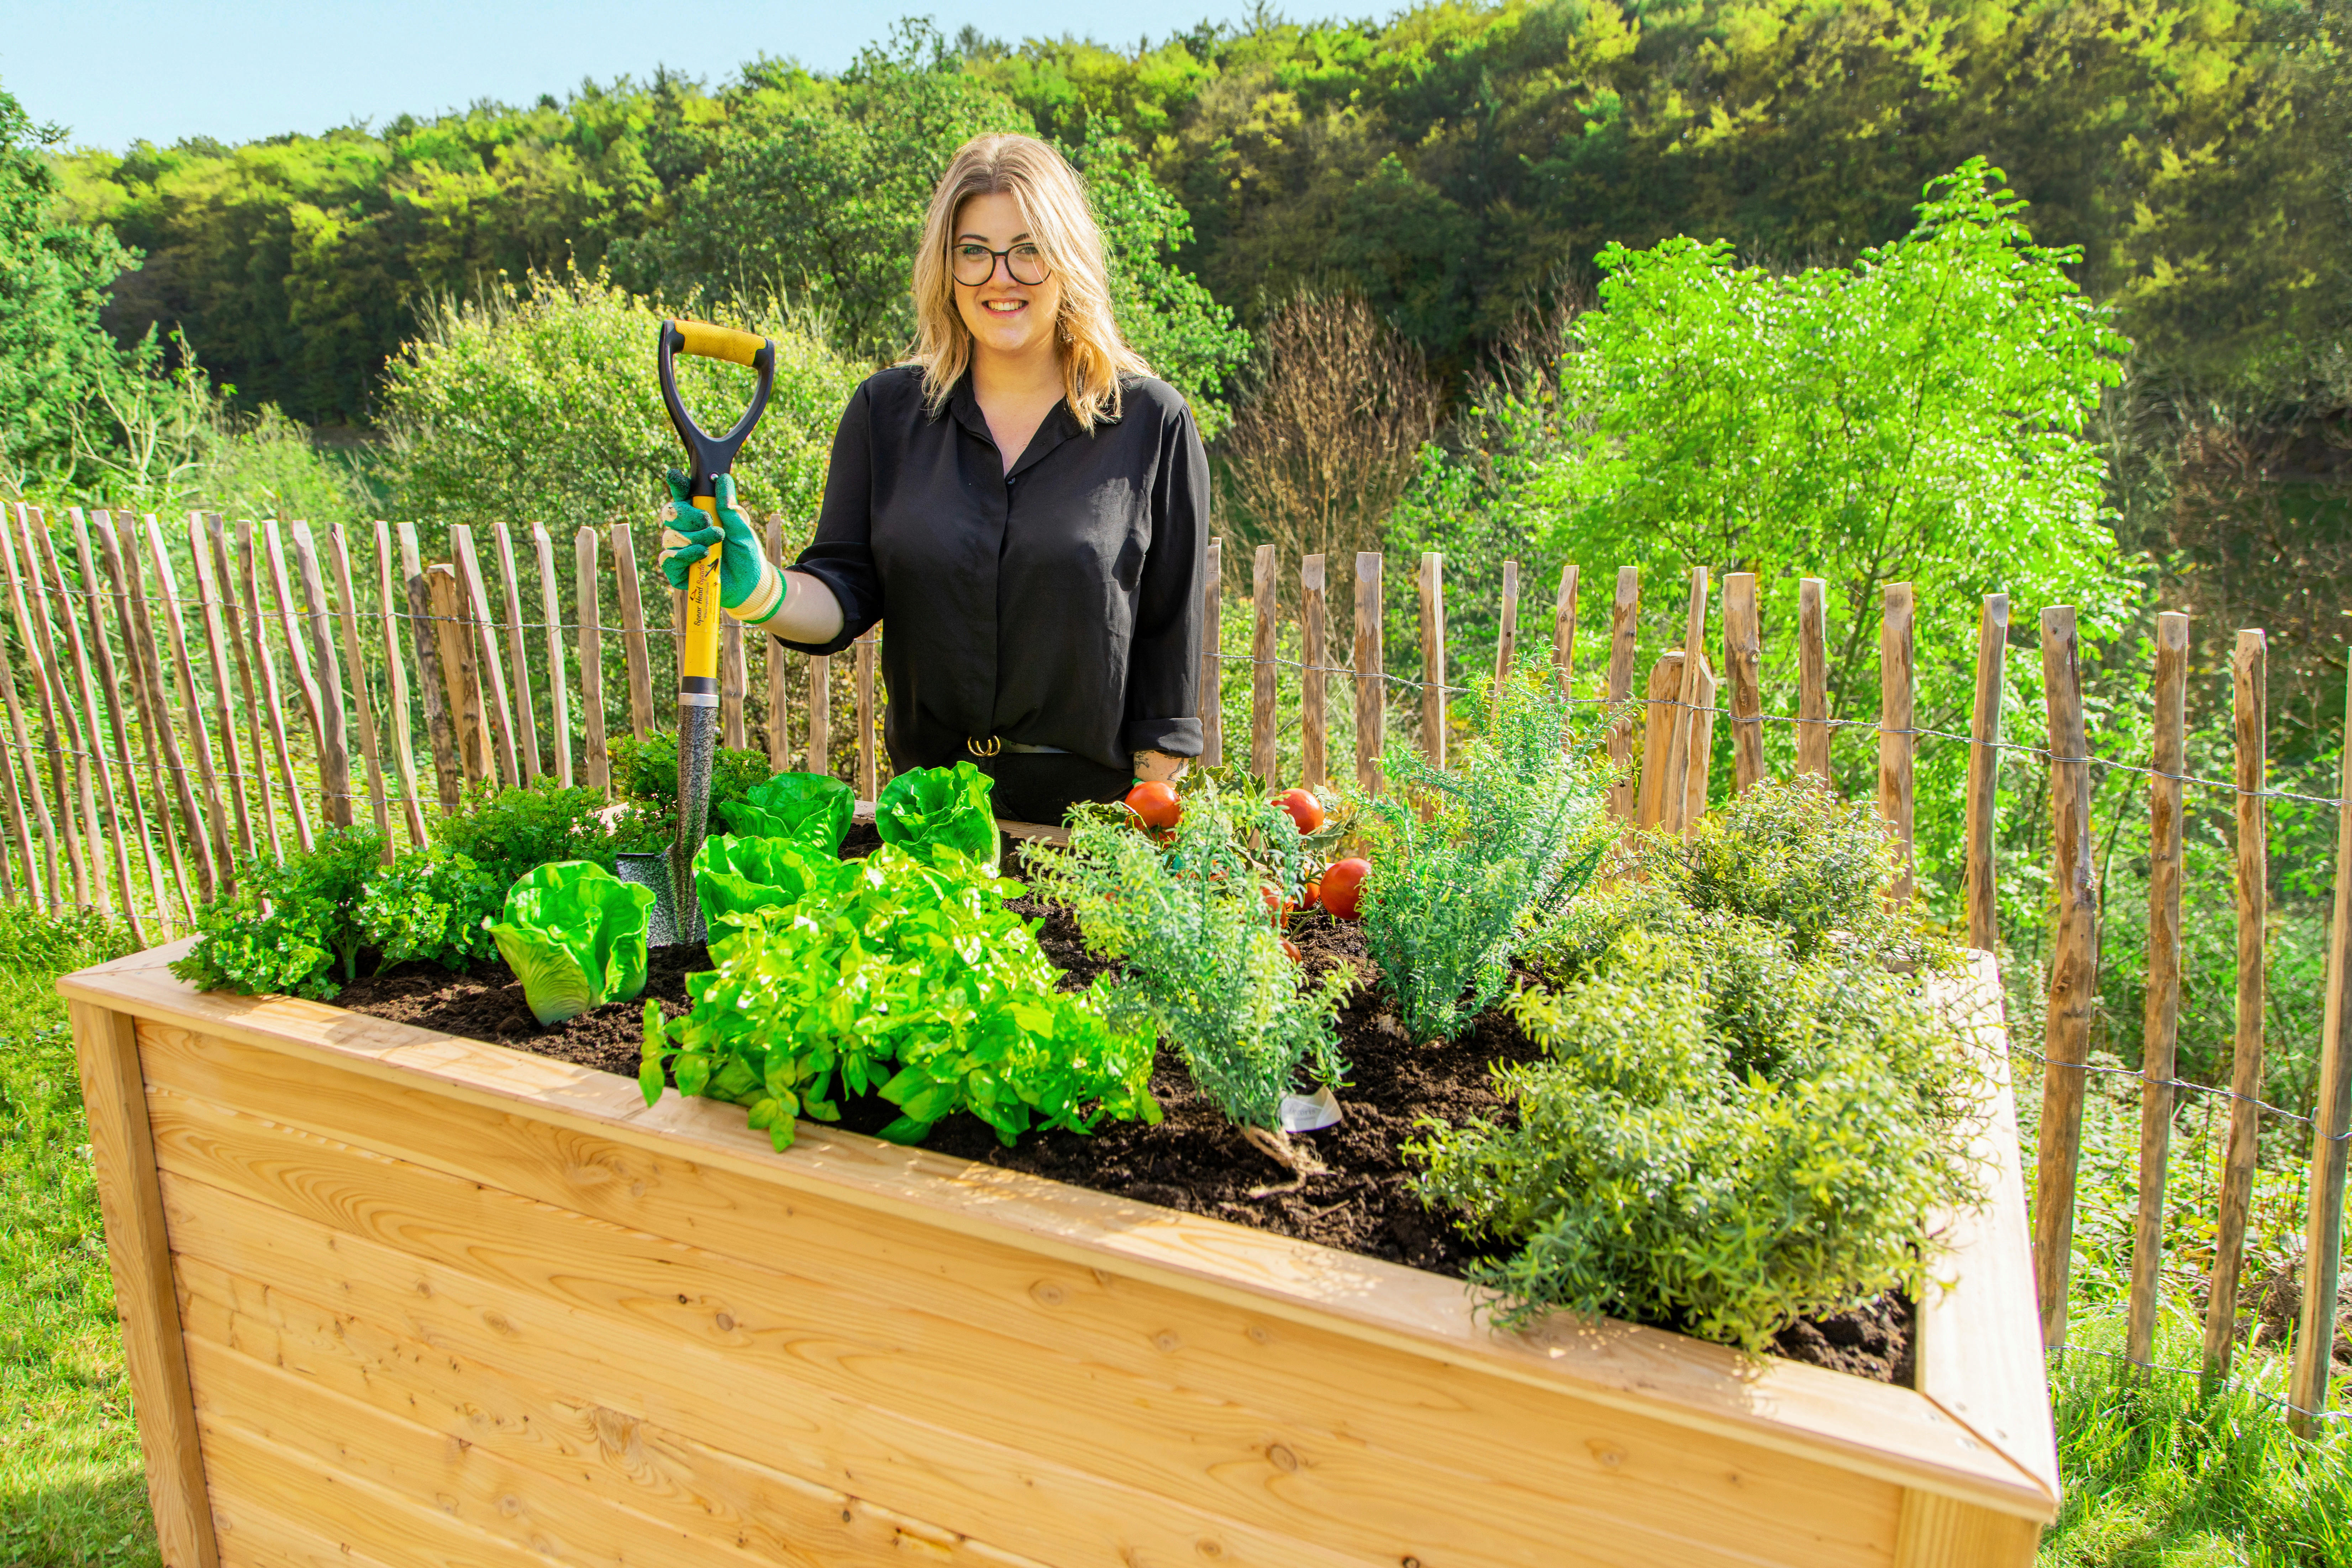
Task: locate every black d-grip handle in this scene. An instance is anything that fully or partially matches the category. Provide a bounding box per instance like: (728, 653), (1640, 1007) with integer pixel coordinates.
(657, 319), (777, 500)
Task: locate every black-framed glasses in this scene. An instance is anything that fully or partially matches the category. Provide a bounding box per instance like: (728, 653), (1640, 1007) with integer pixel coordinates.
(952, 241), (1049, 287)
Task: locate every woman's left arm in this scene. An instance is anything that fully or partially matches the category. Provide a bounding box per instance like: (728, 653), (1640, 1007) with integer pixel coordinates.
(1125, 402), (1210, 780)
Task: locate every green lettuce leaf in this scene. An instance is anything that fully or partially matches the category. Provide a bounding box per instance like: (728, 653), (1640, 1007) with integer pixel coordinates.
(719, 771), (854, 851)
(692, 834), (841, 932)
(486, 860), (655, 1025)
(874, 762), (998, 873)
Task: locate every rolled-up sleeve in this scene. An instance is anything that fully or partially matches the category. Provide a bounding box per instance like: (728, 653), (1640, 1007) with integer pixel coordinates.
(1119, 405), (1207, 758)
(777, 385), (882, 657)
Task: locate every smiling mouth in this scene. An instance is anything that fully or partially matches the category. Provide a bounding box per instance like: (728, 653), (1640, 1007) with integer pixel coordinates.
(982, 298), (1026, 314)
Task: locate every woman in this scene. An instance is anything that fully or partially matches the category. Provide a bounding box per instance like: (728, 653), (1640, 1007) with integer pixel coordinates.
(659, 132), (1207, 825)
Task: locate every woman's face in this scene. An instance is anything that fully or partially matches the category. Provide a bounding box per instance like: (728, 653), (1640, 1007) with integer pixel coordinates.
(952, 191), (1062, 362)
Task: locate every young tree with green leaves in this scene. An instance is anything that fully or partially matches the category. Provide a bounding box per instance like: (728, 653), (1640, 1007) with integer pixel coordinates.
(0, 83), (143, 493)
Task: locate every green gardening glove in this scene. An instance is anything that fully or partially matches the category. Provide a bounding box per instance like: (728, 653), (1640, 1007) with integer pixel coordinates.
(657, 471), (786, 625)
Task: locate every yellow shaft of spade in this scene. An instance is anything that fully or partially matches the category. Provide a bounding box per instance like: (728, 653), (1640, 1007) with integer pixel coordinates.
(682, 495), (724, 684)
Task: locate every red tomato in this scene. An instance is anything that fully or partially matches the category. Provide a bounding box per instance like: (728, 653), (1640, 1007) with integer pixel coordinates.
(1280, 938), (1303, 964)
(1125, 780), (1182, 830)
(1273, 788), (1325, 835)
(1261, 883), (1296, 926)
(1320, 857), (1371, 921)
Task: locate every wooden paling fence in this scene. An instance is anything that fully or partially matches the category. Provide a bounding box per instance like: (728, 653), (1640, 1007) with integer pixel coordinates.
(8, 501), (2349, 1432)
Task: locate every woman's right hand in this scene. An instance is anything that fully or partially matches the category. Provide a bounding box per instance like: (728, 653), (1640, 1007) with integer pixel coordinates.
(657, 472), (843, 642)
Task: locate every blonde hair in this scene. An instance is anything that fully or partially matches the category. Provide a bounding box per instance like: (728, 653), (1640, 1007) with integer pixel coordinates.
(909, 134), (1150, 432)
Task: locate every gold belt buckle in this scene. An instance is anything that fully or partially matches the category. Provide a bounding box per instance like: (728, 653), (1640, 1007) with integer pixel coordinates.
(967, 735), (1003, 758)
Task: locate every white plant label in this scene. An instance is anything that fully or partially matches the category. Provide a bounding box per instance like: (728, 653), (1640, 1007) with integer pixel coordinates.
(1277, 1086), (1343, 1132)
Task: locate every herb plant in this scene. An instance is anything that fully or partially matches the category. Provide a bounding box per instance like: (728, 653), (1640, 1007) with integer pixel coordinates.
(643, 844), (1158, 1148)
(432, 778), (662, 884)
(170, 827), (389, 999)
(1411, 932), (1979, 1351)
(354, 847), (501, 970)
(1026, 780), (1352, 1146)
(486, 861), (656, 1025)
(874, 761), (998, 870)
(1357, 659), (1612, 1042)
(717, 771), (854, 850)
(609, 732), (775, 819)
(1412, 782), (1979, 1352)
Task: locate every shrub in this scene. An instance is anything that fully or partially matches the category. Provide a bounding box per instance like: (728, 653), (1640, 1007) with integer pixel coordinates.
(1026, 780), (1352, 1135)
(1357, 659), (1612, 1041)
(354, 847), (501, 971)
(430, 778), (663, 886)
(1410, 929), (1981, 1351)
(169, 827), (388, 999)
(608, 732), (775, 822)
(1650, 780), (1908, 961)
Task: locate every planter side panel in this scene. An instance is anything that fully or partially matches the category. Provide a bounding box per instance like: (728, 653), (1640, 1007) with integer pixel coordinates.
(134, 1014), (1924, 1568)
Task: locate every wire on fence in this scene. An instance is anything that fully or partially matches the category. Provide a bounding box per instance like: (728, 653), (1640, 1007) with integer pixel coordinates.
(2052, 1341), (2352, 1425)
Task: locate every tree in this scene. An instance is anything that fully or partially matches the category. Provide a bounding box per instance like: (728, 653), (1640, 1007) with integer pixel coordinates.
(1418, 159), (2137, 906)
(0, 81), (142, 490)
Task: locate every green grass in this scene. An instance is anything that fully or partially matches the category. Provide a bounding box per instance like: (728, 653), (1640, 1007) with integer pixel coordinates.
(2040, 1299), (2352, 1566)
(0, 906), (158, 1568)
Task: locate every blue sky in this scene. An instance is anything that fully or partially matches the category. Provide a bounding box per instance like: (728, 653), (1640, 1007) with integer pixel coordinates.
(0, 1), (1267, 154)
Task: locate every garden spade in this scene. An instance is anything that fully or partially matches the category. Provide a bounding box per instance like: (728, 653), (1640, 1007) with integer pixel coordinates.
(614, 318), (776, 947)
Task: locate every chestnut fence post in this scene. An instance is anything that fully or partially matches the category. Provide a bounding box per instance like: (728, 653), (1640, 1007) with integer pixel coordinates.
(1879, 582), (1915, 904)
(1797, 577), (1831, 783)
(1723, 571), (1763, 794)
(491, 521), (542, 782)
(1493, 557), (1519, 692)
(1604, 566), (1640, 821)
(1300, 554), (1327, 789)
(532, 523), (574, 790)
(1199, 537), (1222, 769)
(577, 527), (611, 794)
(246, 521), (313, 851)
(2205, 628), (2269, 1378)
(609, 523), (655, 742)
(1418, 552), (1446, 769)
(2292, 652), (2352, 1435)
(378, 521), (430, 842)
(763, 520), (791, 773)
(1964, 594), (2008, 952)
(1251, 544), (1277, 783)
(2036, 605), (2095, 1350)
(1353, 551), (1384, 795)
(2129, 609), (2188, 1368)
(1553, 562), (1579, 697)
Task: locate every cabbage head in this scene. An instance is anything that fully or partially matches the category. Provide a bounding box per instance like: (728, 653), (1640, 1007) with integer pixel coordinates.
(875, 762), (998, 872)
(486, 861), (656, 1025)
(693, 834), (842, 932)
(718, 771), (854, 851)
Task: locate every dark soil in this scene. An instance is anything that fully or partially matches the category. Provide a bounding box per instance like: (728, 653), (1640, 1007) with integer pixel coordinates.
(331, 838), (1913, 1385)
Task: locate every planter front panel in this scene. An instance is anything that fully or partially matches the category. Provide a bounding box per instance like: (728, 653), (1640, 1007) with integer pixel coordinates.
(66, 946), (2056, 1568)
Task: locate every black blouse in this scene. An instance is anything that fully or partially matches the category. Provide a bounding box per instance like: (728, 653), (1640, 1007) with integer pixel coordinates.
(778, 364), (1207, 774)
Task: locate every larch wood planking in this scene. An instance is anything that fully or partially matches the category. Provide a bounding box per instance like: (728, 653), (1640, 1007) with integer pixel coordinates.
(64, 937), (2053, 1568)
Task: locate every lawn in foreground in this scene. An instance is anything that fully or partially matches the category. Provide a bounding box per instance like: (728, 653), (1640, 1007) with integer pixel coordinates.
(0, 908), (154, 1568)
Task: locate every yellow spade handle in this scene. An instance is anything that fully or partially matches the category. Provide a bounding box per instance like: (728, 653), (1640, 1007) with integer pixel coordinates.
(682, 494), (724, 683)
(674, 319), (770, 367)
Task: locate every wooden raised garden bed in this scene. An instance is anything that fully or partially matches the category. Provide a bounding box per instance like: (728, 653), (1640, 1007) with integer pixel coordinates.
(66, 940), (2057, 1568)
